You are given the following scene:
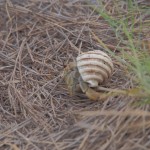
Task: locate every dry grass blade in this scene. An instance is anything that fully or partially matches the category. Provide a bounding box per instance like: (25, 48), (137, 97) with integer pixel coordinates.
(75, 109), (150, 117)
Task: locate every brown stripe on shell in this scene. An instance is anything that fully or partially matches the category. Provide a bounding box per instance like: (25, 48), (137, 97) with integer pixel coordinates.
(77, 58), (113, 72)
(77, 59), (112, 76)
(77, 57), (113, 72)
(76, 50), (114, 87)
(79, 50), (109, 58)
(78, 50), (112, 62)
(77, 53), (113, 69)
(77, 65), (110, 79)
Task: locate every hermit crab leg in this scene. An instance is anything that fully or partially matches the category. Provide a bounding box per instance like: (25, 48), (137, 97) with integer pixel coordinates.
(78, 76), (114, 101)
(78, 76), (142, 100)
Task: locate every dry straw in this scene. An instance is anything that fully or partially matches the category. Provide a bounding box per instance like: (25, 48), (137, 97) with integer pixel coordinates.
(0, 0), (150, 150)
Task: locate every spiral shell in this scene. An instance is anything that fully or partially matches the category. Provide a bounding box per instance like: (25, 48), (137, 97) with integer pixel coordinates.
(76, 50), (114, 87)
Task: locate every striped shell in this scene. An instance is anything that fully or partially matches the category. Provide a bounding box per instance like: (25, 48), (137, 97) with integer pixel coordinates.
(76, 50), (114, 87)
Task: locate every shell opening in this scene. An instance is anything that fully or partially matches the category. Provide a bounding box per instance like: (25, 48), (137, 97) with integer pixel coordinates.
(87, 80), (98, 87)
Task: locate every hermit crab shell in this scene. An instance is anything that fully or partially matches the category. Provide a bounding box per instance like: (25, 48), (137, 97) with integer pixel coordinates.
(76, 50), (114, 87)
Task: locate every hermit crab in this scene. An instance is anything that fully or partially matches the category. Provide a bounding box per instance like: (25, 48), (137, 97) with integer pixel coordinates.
(63, 50), (143, 100)
(63, 50), (115, 101)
